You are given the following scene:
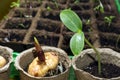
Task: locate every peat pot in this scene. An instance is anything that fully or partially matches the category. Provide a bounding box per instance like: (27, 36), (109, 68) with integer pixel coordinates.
(0, 45), (13, 80)
(72, 48), (120, 80)
(15, 46), (71, 80)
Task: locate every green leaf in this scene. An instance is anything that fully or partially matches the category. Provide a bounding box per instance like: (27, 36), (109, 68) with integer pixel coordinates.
(70, 32), (84, 55)
(60, 9), (82, 32)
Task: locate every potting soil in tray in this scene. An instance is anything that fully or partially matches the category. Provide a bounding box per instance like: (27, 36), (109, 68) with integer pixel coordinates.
(0, 0), (120, 56)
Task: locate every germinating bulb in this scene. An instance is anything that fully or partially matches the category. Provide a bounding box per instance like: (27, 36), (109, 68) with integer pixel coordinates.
(28, 52), (59, 77)
(0, 56), (6, 68)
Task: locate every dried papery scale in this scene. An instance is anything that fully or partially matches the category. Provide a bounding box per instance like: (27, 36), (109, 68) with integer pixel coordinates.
(28, 37), (59, 77)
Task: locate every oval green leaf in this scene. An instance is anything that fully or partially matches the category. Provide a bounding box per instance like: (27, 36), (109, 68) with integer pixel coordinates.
(70, 32), (84, 55)
(60, 9), (82, 32)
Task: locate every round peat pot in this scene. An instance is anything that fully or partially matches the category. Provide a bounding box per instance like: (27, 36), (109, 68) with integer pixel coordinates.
(0, 46), (13, 80)
(72, 48), (120, 80)
(15, 46), (71, 80)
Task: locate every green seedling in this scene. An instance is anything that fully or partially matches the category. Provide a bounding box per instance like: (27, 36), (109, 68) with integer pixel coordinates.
(10, 0), (20, 8)
(85, 19), (93, 34)
(3, 15), (8, 20)
(85, 19), (91, 25)
(18, 23), (26, 28)
(47, 6), (52, 11)
(94, 0), (104, 13)
(104, 16), (115, 26)
(60, 9), (101, 75)
(74, 0), (80, 4)
(52, 0), (59, 9)
(37, 0), (42, 3)
(10, 0), (23, 18)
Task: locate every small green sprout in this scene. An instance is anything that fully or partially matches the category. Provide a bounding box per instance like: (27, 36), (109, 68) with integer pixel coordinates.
(74, 0), (80, 4)
(10, 0), (23, 18)
(52, 0), (59, 9)
(85, 19), (91, 25)
(94, 0), (104, 13)
(3, 15), (8, 20)
(10, 0), (20, 8)
(37, 0), (42, 3)
(47, 6), (52, 11)
(18, 23), (26, 28)
(85, 19), (93, 34)
(60, 9), (101, 75)
(104, 16), (115, 26)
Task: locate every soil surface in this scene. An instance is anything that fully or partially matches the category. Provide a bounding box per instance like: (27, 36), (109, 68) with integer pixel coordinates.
(83, 61), (120, 78)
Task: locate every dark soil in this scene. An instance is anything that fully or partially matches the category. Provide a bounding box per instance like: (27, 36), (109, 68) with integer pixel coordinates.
(55, 0), (67, 4)
(13, 9), (37, 18)
(31, 35), (59, 47)
(4, 19), (31, 29)
(37, 20), (61, 33)
(97, 21), (120, 34)
(69, 4), (91, 11)
(41, 10), (60, 21)
(99, 32), (120, 52)
(44, 2), (66, 10)
(0, 30), (26, 52)
(83, 61), (120, 78)
(4, 32), (23, 42)
(20, 2), (41, 8)
(30, 31), (60, 47)
(62, 33), (73, 55)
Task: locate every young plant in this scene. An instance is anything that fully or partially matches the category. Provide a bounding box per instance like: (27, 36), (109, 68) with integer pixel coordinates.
(10, 0), (20, 8)
(10, 0), (23, 18)
(60, 9), (101, 74)
(3, 15), (8, 20)
(37, 0), (42, 4)
(47, 6), (52, 11)
(84, 19), (93, 35)
(94, 0), (104, 13)
(85, 19), (91, 25)
(74, 0), (80, 4)
(104, 16), (115, 26)
(52, 0), (59, 9)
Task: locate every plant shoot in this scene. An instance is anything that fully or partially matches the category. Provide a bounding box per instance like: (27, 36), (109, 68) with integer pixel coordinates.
(60, 9), (101, 74)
